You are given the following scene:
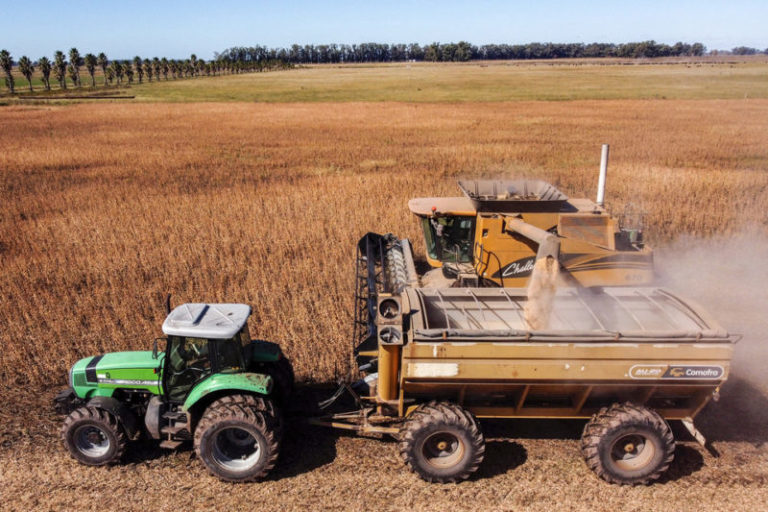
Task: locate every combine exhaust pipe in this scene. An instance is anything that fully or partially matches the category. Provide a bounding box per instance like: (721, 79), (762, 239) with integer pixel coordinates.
(596, 144), (609, 207)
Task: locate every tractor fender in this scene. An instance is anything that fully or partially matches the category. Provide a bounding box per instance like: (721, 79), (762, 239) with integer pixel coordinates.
(182, 373), (274, 413)
(86, 395), (139, 439)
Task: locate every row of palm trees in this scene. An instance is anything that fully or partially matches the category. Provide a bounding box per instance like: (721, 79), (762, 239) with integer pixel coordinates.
(1, 48), (292, 94)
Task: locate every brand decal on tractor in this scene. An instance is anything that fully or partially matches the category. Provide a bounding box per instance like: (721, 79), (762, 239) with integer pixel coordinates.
(98, 378), (158, 386)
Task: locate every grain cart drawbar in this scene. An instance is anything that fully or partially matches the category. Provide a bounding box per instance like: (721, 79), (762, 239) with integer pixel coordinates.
(310, 232), (736, 485)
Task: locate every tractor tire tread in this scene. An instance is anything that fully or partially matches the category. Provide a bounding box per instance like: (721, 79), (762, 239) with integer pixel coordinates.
(194, 403), (279, 482)
(61, 406), (126, 465)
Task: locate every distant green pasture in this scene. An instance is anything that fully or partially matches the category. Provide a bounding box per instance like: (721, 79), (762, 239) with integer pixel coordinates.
(4, 59), (768, 102)
(133, 60), (768, 102)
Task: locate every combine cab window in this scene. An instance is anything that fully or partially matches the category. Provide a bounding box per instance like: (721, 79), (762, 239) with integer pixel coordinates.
(422, 216), (475, 263)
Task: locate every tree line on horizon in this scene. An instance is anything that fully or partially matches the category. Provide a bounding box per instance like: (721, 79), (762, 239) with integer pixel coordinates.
(3, 41), (767, 94)
(0, 47), (293, 94)
(218, 40), (768, 64)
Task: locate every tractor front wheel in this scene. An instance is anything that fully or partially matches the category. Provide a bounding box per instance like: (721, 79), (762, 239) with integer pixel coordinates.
(194, 402), (280, 482)
(398, 401), (485, 483)
(61, 406), (126, 465)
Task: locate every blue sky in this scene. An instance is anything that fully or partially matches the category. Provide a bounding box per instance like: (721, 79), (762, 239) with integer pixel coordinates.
(1, 0), (766, 59)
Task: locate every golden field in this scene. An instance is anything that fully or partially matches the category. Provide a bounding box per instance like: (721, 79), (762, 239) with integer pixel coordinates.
(2, 100), (767, 385)
(1, 70), (768, 510)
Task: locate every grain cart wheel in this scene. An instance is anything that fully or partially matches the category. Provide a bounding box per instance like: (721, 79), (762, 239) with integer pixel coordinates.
(194, 403), (279, 482)
(398, 401), (485, 483)
(61, 406), (126, 465)
(581, 402), (675, 485)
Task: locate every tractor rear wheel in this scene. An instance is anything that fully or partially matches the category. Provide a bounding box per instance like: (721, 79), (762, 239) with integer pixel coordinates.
(206, 393), (284, 439)
(194, 402), (279, 482)
(398, 401), (485, 483)
(61, 406), (126, 465)
(580, 402), (675, 485)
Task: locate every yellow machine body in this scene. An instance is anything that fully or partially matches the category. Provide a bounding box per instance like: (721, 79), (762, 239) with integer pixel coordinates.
(409, 193), (654, 288)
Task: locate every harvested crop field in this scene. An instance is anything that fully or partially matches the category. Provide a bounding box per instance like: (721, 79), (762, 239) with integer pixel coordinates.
(2, 96), (768, 510)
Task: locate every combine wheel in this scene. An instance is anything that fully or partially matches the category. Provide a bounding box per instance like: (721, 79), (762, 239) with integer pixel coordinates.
(194, 403), (280, 482)
(398, 401), (485, 483)
(61, 406), (126, 465)
(580, 402), (675, 485)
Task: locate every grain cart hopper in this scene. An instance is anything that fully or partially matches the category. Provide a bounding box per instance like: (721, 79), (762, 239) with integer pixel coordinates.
(54, 301), (293, 482)
(311, 234), (736, 485)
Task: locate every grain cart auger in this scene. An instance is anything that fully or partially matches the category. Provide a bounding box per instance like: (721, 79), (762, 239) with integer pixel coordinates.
(311, 235), (738, 485)
(54, 301), (294, 482)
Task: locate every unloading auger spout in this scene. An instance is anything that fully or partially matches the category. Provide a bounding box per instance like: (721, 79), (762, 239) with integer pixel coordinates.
(503, 216), (561, 262)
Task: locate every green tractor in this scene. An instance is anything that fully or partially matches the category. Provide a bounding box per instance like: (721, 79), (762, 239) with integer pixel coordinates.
(54, 302), (294, 482)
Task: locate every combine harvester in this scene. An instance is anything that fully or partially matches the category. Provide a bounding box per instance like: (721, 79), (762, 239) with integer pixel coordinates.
(314, 145), (737, 485)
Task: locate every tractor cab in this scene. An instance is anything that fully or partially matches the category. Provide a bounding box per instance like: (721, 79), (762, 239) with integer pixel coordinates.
(161, 303), (253, 402)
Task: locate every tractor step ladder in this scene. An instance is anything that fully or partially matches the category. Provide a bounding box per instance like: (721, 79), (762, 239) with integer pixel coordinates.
(161, 424), (188, 436)
(159, 439), (184, 450)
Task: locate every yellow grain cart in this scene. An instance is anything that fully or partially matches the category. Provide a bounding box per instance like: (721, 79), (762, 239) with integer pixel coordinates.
(313, 234), (736, 485)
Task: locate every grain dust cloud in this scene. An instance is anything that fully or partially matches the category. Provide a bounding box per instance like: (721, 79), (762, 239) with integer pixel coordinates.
(656, 231), (768, 386)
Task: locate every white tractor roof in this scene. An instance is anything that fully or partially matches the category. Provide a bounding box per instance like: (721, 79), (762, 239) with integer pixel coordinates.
(162, 303), (251, 339)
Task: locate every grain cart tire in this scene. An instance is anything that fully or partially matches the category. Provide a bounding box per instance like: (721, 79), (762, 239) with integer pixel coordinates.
(206, 394), (284, 439)
(399, 401), (485, 483)
(61, 406), (126, 466)
(581, 402), (675, 485)
(194, 403), (279, 482)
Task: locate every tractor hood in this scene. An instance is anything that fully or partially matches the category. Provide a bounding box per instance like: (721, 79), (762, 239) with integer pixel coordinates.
(85, 351), (160, 371)
(70, 351), (163, 398)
